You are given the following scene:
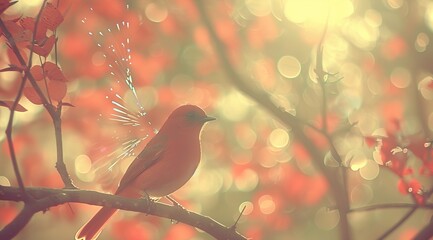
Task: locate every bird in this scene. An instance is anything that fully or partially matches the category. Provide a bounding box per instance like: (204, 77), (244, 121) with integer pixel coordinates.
(75, 104), (216, 240)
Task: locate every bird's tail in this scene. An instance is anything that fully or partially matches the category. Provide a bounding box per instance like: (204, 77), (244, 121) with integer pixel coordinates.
(75, 207), (118, 240)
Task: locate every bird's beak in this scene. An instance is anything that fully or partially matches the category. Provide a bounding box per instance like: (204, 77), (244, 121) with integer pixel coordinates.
(202, 116), (216, 122)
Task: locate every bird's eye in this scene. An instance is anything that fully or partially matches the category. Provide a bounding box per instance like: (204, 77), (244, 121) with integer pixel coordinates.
(186, 111), (196, 120)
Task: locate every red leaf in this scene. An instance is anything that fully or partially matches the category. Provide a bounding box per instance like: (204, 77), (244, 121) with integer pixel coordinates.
(0, 100), (27, 112)
(2, 20), (32, 43)
(43, 62), (67, 81)
(112, 219), (153, 240)
(19, 17), (47, 41)
(427, 78), (433, 90)
(164, 224), (196, 240)
(6, 47), (25, 67)
(60, 102), (75, 107)
(23, 87), (43, 105)
(397, 179), (408, 195)
(364, 136), (377, 147)
(0, 204), (18, 225)
(0, 65), (23, 72)
(47, 80), (66, 102)
(40, 3), (64, 30)
(30, 65), (44, 81)
(32, 35), (56, 57)
(0, 0), (17, 15)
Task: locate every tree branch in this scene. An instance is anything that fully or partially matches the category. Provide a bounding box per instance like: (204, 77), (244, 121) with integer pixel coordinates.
(0, 186), (246, 240)
(0, 10), (75, 189)
(414, 215), (433, 240)
(348, 203), (433, 213)
(377, 206), (417, 240)
(4, 73), (28, 198)
(193, 1), (350, 239)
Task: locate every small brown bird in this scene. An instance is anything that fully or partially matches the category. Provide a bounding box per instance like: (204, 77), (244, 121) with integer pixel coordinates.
(75, 104), (215, 240)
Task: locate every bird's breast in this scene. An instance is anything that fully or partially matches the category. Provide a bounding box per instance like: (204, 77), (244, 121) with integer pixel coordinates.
(131, 136), (202, 197)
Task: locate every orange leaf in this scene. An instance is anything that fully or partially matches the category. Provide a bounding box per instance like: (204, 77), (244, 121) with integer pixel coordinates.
(43, 61), (67, 81)
(2, 20), (32, 43)
(6, 47), (25, 67)
(19, 17), (47, 41)
(427, 79), (433, 90)
(47, 80), (66, 102)
(0, 0), (17, 15)
(364, 137), (377, 147)
(40, 3), (64, 30)
(23, 86), (43, 105)
(397, 179), (408, 195)
(0, 100), (27, 112)
(30, 65), (44, 81)
(32, 35), (56, 57)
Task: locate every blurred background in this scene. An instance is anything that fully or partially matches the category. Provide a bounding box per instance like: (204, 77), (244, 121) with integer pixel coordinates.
(1, 0), (433, 239)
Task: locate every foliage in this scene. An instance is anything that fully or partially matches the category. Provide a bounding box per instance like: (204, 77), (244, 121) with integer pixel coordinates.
(0, 0), (433, 240)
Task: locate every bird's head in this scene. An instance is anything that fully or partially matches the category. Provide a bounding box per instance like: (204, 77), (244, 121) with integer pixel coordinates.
(161, 105), (215, 134)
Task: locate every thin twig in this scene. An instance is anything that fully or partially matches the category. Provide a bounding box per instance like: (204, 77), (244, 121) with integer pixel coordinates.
(348, 203), (433, 213)
(53, 103), (74, 188)
(5, 72), (29, 199)
(377, 206), (417, 240)
(0, 205), (35, 240)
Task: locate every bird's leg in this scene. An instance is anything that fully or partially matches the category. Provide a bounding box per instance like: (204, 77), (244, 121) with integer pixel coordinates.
(166, 195), (187, 211)
(165, 195), (189, 224)
(141, 191), (156, 213)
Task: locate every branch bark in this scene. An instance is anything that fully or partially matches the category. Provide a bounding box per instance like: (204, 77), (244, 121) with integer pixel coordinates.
(0, 186), (246, 240)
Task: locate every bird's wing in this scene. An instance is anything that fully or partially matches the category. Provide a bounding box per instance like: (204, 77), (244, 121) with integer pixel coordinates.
(115, 135), (166, 194)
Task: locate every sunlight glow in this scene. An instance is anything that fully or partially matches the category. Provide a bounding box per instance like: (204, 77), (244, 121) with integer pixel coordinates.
(239, 201), (254, 215)
(75, 155), (92, 174)
(258, 194), (276, 215)
(284, 0), (353, 27)
(277, 56), (301, 79)
(75, 155), (95, 183)
(359, 160), (379, 180)
(145, 3), (168, 23)
(235, 169), (259, 192)
(218, 91), (254, 121)
(245, 0), (271, 17)
(345, 149), (368, 171)
(350, 184), (373, 206)
(390, 67), (411, 89)
(269, 128), (290, 149)
(314, 207), (340, 230)
(0, 176), (11, 187)
(415, 32), (430, 52)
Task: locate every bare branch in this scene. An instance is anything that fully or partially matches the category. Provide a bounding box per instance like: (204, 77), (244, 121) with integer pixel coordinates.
(348, 203), (433, 213)
(4, 73), (29, 198)
(377, 206), (417, 240)
(414, 215), (433, 240)
(0, 186), (247, 240)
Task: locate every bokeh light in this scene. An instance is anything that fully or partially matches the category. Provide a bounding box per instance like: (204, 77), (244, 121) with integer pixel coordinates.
(277, 56), (301, 79)
(359, 160), (379, 180)
(268, 128), (290, 149)
(258, 194), (276, 215)
(145, 3), (168, 23)
(284, 0), (353, 26)
(234, 168), (259, 192)
(239, 201), (254, 215)
(314, 207), (340, 230)
(2, 0), (433, 239)
(0, 176), (11, 186)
